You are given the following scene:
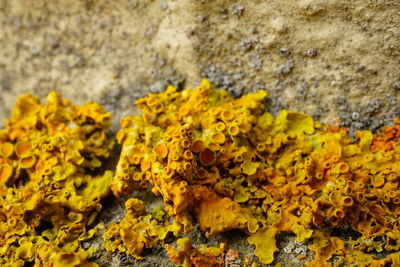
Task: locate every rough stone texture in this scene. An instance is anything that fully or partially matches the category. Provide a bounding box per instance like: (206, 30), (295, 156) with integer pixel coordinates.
(0, 0), (399, 266)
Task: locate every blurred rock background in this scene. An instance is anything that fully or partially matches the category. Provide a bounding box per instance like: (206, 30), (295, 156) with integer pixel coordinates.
(0, 0), (399, 266)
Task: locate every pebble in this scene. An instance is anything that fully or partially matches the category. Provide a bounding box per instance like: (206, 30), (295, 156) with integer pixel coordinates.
(279, 47), (290, 57)
(305, 48), (317, 57)
(159, 2), (168, 10)
(231, 4), (245, 17)
(239, 39), (252, 51)
(351, 112), (360, 120)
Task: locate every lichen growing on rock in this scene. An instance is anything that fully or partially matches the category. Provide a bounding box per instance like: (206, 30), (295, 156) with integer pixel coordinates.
(165, 237), (225, 267)
(103, 197), (172, 259)
(0, 92), (114, 266)
(2, 80), (400, 266)
(109, 79), (400, 266)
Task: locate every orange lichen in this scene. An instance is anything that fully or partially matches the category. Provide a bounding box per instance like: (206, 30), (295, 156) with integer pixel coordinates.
(19, 154), (36, 169)
(109, 79), (400, 266)
(199, 148), (216, 166)
(103, 198), (171, 259)
(154, 143), (169, 158)
(5, 80), (386, 266)
(371, 118), (400, 152)
(35, 242), (97, 267)
(0, 92), (114, 266)
(0, 163), (13, 184)
(194, 187), (253, 236)
(0, 142), (14, 158)
(305, 230), (346, 267)
(165, 237), (225, 267)
(15, 141), (31, 157)
(2, 81), (400, 266)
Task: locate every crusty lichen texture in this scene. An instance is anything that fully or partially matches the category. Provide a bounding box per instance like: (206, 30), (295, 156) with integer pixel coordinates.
(108, 79), (400, 266)
(0, 92), (114, 266)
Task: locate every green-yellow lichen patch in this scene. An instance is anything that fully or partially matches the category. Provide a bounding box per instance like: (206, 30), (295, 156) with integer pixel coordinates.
(242, 160), (259, 175)
(291, 223), (313, 243)
(276, 110), (315, 137)
(247, 227), (278, 264)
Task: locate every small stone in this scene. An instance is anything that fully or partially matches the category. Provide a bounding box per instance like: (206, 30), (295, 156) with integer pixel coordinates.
(231, 4), (245, 17)
(370, 100), (380, 109)
(159, 2), (168, 10)
(351, 112), (360, 120)
(196, 15), (205, 23)
(394, 82), (400, 90)
(239, 39), (252, 51)
(279, 47), (290, 57)
(305, 48), (317, 57)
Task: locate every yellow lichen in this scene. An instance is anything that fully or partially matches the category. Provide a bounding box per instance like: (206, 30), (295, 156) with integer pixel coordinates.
(4, 80), (400, 266)
(0, 92), (114, 266)
(109, 79), (400, 266)
(165, 237), (225, 267)
(247, 227), (278, 264)
(103, 198), (171, 259)
(291, 223), (313, 243)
